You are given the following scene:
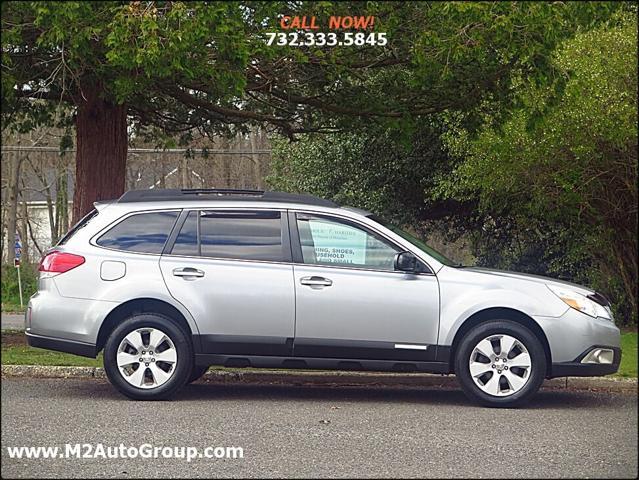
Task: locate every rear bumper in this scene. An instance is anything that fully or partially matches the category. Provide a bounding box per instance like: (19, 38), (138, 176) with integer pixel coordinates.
(549, 346), (621, 378)
(26, 332), (97, 358)
(26, 285), (116, 345)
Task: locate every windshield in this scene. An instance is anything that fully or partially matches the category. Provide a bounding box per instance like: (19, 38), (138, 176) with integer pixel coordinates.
(369, 215), (461, 267)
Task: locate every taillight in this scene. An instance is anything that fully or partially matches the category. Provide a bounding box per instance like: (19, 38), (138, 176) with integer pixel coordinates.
(38, 251), (85, 273)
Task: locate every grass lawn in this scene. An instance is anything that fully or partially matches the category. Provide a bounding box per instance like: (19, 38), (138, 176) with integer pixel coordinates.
(1, 331), (102, 366)
(1, 303), (26, 314)
(2, 345), (103, 367)
(1, 330), (637, 377)
(617, 331), (637, 378)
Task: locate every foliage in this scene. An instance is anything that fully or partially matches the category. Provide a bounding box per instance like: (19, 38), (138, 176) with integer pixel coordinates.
(2, 1), (627, 222)
(1, 263), (38, 311)
(269, 123), (461, 226)
(2, 1), (625, 138)
(440, 13), (638, 324)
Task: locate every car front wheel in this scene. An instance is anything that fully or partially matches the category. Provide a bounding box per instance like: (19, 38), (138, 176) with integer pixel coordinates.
(103, 314), (193, 400)
(454, 320), (546, 407)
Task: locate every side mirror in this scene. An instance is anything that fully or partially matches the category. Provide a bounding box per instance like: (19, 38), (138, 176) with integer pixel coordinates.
(394, 251), (417, 273)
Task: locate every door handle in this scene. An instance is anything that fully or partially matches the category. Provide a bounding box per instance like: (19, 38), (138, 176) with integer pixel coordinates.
(300, 276), (332, 287)
(173, 267), (205, 278)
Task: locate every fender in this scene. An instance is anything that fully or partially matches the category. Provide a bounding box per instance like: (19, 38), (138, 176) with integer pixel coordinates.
(92, 281), (201, 340)
(438, 286), (568, 347)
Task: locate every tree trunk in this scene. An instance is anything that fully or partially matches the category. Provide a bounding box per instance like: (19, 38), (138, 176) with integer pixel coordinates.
(72, 85), (128, 223)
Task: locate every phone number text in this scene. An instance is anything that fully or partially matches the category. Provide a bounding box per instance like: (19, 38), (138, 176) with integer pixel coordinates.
(265, 32), (387, 47)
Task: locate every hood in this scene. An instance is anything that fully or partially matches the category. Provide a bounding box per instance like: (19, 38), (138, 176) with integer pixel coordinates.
(459, 266), (596, 295)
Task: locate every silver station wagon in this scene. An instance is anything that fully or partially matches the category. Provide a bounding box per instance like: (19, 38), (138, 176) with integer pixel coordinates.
(26, 188), (621, 406)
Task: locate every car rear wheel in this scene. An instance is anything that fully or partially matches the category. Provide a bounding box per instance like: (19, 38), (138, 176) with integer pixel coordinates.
(454, 320), (546, 407)
(103, 314), (193, 400)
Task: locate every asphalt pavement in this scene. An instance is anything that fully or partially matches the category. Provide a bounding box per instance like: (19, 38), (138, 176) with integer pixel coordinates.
(1, 378), (637, 478)
(2, 314), (24, 331)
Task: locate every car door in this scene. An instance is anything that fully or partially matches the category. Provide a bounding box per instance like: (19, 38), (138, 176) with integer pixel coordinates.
(160, 209), (295, 356)
(290, 211), (440, 361)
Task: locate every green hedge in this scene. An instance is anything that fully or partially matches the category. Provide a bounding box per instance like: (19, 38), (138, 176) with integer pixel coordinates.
(1, 263), (39, 310)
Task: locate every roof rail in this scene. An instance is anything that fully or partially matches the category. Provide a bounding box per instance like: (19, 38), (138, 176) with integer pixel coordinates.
(117, 188), (339, 208)
(181, 188), (265, 196)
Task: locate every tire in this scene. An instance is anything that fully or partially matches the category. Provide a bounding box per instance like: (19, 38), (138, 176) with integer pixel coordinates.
(103, 313), (193, 400)
(454, 320), (546, 407)
(188, 365), (209, 384)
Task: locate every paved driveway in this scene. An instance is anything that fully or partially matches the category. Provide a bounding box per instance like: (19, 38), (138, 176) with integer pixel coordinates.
(1, 378), (637, 478)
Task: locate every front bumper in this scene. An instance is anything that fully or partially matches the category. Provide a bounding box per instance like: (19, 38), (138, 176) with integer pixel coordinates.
(550, 345), (621, 378)
(534, 306), (620, 363)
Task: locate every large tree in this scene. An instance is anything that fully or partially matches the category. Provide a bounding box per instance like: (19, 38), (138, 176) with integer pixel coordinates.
(1, 1), (623, 221)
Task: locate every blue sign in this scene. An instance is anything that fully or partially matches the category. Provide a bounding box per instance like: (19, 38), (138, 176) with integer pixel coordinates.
(15, 232), (22, 260)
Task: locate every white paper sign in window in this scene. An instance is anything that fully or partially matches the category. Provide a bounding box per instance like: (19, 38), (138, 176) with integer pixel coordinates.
(307, 219), (367, 265)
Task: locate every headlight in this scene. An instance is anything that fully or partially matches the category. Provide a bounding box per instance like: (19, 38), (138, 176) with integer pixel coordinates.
(547, 285), (612, 320)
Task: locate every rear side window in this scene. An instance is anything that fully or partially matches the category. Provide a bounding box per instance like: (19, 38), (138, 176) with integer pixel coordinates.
(171, 210), (285, 262)
(57, 209), (99, 246)
(96, 211), (179, 254)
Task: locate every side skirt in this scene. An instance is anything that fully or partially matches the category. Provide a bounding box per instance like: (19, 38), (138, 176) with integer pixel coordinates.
(194, 353), (451, 374)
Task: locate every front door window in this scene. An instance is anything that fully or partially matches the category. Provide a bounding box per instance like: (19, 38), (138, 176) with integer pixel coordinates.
(296, 214), (399, 271)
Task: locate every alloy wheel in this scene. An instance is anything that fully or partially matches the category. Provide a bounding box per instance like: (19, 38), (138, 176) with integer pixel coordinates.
(468, 334), (532, 397)
(116, 328), (178, 389)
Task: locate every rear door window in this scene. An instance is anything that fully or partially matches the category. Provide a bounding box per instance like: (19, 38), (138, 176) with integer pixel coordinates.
(170, 210), (286, 262)
(96, 211), (179, 254)
(171, 211), (198, 256)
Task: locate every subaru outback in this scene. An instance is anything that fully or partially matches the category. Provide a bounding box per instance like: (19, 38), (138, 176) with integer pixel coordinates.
(26, 188), (621, 406)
